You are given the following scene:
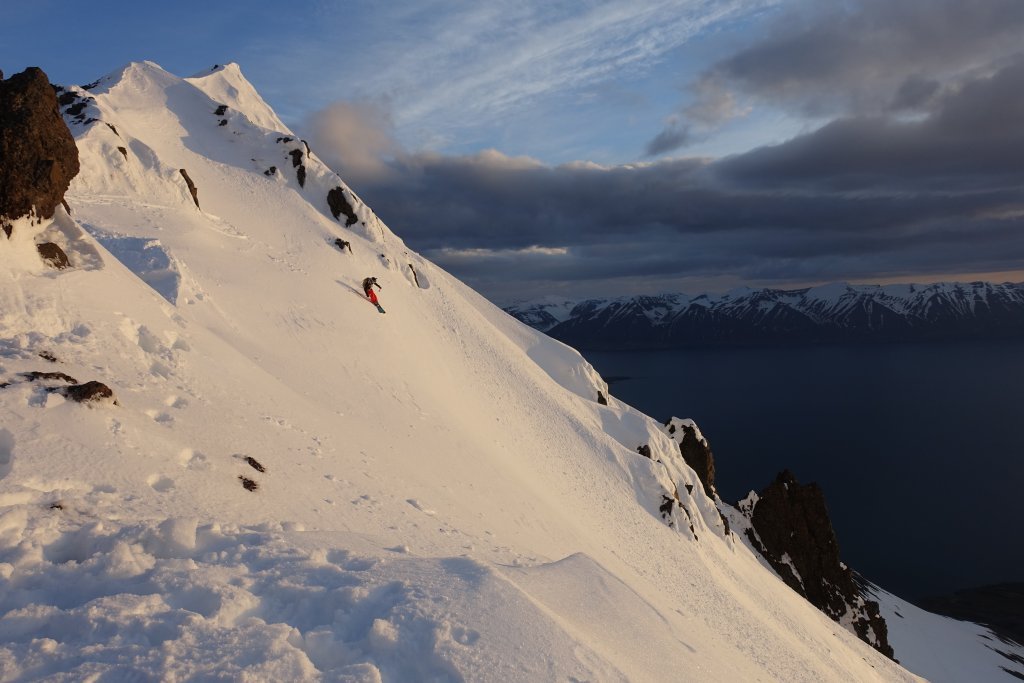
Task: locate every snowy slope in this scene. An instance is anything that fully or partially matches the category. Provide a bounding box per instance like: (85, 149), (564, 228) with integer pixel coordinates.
(0, 61), (1018, 681)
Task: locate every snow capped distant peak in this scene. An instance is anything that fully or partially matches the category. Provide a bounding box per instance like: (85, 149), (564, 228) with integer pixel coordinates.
(111, 60), (180, 88)
(805, 281), (855, 302)
(507, 280), (1024, 348)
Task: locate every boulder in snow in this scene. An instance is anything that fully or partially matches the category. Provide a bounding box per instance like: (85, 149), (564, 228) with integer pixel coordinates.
(37, 242), (69, 269)
(62, 380), (116, 404)
(0, 67), (80, 237)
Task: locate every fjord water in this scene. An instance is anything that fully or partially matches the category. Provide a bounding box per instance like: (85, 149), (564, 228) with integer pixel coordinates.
(585, 339), (1024, 602)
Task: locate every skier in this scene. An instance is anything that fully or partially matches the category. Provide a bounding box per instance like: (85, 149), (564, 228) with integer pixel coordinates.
(362, 276), (385, 313)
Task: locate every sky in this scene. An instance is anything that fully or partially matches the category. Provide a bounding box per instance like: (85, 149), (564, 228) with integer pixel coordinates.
(4, 0), (1024, 302)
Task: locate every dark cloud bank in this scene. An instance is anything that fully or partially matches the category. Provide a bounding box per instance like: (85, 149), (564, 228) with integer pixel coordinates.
(309, 0), (1024, 301)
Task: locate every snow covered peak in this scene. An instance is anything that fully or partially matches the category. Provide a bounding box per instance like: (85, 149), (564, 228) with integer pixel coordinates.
(804, 281), (855, 303)
(186, 62), (288, 133)
(88, 60), (181, 96)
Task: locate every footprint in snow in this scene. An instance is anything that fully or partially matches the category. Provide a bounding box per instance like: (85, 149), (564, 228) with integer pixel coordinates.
(147, 474), (175, 492)
(145, 409), (174, 425)
(179, 448), (208, 469)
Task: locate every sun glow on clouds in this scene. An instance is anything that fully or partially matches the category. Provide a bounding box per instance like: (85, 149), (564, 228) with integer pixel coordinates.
(433, 245), (570, 261)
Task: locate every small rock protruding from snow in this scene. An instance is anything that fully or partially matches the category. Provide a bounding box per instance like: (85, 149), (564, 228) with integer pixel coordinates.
(36, 242), (70, 269)
(62, 380), (116, 404)
(178, 169), (199, 208)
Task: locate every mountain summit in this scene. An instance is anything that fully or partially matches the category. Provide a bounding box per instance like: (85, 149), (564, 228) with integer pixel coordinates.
(0, 63), (1020, 681)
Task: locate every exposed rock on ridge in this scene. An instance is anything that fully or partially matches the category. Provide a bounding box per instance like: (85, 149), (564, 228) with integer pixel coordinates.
(739, 470), (894, 658)
(0, 67), (80, 237)
(665, 418), (716, 498)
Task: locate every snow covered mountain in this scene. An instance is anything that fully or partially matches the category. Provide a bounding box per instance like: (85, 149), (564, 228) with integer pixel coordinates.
(506, 282), (1024, 349)
(0, 61), (1021, 681)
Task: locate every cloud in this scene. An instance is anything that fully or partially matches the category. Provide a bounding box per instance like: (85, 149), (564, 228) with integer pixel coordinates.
(646, 0), (1024, 154)
(716, 57), (1024, 190)
(254, 0), (767, 154)
(304, 101), (401, 185)
(644, 121), (691, 156)
(338, 56), (1024, 299)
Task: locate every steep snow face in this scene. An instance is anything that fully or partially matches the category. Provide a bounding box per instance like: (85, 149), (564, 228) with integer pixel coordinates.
(186, 62), (289, 134)
(0, 61), (1009, 680)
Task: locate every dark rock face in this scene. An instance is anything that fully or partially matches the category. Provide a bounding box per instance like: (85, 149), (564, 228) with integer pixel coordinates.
(677, 423), (716, 498)
(62, 380), (115, 404)
(289, 150), (307, 188)
(0, 67), (80, 236)
(264, 166), (277, 177)
(179, 169), (199, 208)
(37, 242), (69, 269)
(744, 470), (894, 658)
(334, 238), (352, 253)
(636, 444), (652, 458)
(327, 187), (358, 226)
(597, 390), (608, 405)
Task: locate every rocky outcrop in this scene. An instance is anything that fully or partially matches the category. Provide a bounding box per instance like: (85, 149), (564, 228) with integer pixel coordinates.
(664, 418), (716, 498)
(37, 242), (69, 269)
(179, 169), (199, 208)
(741, 470), (893, 658)
(0, 67), (80, 237)
(327, 187), (358, 226)
(288, 149), (306, 187)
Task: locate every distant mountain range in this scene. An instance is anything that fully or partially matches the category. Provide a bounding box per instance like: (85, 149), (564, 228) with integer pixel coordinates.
(504, 282), (1024, 349)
